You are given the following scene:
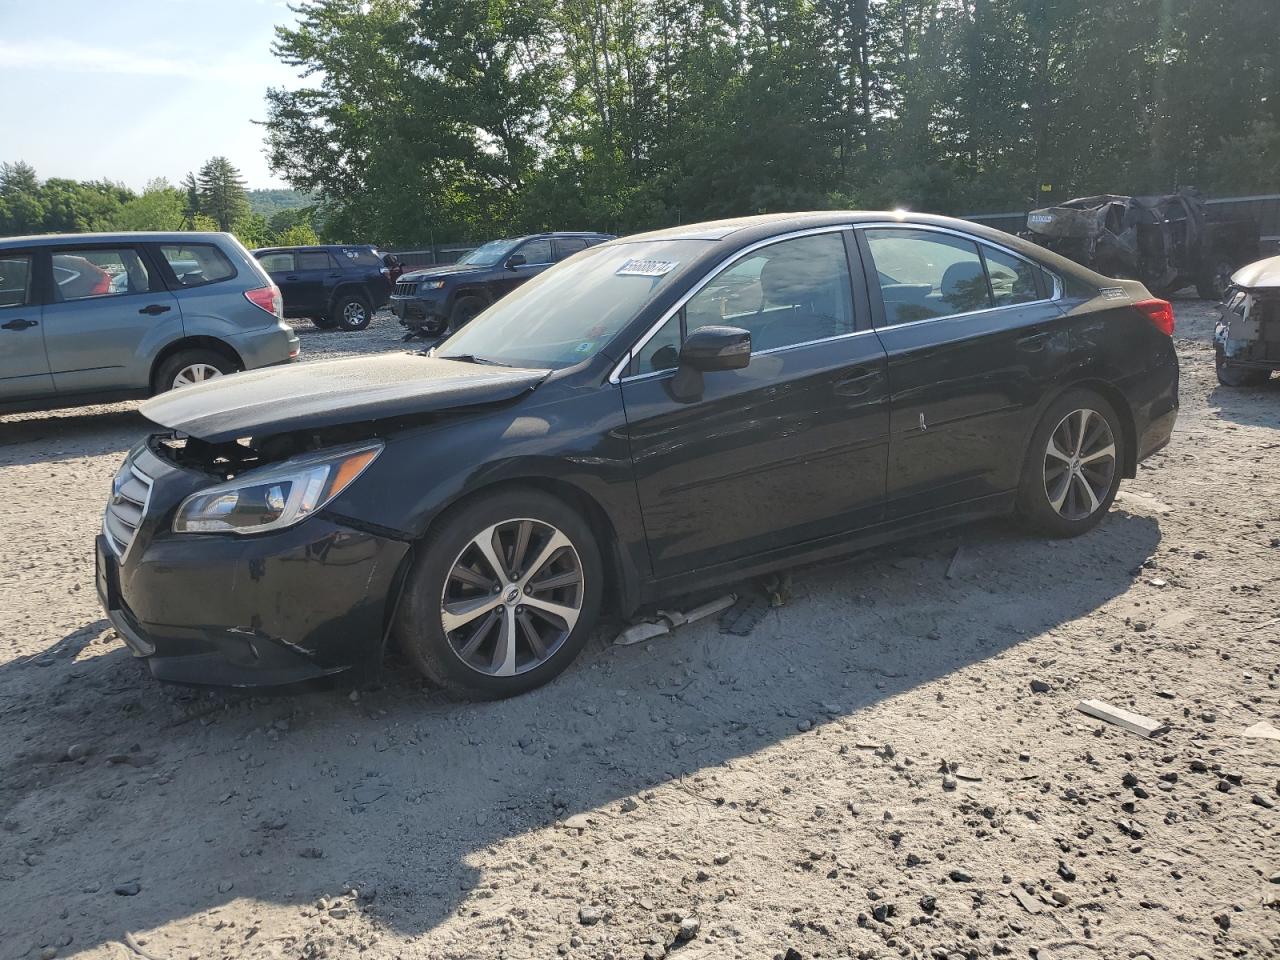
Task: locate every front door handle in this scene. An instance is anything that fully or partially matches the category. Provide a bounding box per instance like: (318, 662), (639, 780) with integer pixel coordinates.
(1, 317), (38, 331)
(139, 304), (171, 316)
(834, 366), (884, 397)
(1016, 330), (1051, 352)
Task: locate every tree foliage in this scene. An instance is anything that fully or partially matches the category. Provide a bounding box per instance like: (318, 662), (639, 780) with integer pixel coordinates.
(197, 156), (251, 231)
(263, 0), (1278, 244)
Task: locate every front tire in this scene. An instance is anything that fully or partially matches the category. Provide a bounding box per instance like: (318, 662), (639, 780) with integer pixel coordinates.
(332, 294), (371, 331)
(448, 295), (485, 333)
(1215, 353), (1270, 387)
(1017, 389), (1124, 537)
(153, 349), (237, 394)
(1196, 258), (1233, 301)
(394, 489), (602, 699)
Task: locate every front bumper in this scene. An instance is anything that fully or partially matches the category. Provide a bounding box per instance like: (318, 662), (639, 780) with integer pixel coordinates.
(97, 443), (410, 687)
(391, 296), (447, 333)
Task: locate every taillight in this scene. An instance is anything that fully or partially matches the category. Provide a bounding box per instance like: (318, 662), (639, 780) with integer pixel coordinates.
(245, 284), (283, 319)
(1133, 298), (1174, 336)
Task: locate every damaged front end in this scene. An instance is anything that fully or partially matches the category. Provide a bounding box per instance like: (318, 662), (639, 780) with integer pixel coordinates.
(1214, 255), (1280, 384)
(97, 427), (413, 688)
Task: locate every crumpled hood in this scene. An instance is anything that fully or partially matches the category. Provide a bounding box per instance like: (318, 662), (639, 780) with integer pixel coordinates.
(1231, 255), (1280, 292)
(141, 353), (549, 442)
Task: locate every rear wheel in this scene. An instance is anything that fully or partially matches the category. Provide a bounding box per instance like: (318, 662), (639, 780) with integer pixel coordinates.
(1196, 257), (1233, 301)
(332, 293), (371, 331)
(1215, 352), (1270, 387)
(1017, 389), (1124, 537)
(153, 349), (238, 394)
(394, 489), (602, 699)
(448, 295), (485, 333)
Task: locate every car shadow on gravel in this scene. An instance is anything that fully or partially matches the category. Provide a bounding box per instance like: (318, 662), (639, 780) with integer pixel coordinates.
(0, 407), (149, 466)
(0, 510), (1161, 957)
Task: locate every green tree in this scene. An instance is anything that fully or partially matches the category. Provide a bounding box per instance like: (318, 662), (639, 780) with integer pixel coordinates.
(0, 161), (46, 234)
(274, 222), (321, 246)
(114, 178), (186, 231)
(197, 156), (250, 231)
(180, 172), (202, 227)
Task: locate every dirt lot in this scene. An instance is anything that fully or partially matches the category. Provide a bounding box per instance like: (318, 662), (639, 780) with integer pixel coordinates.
(1, 301), (1277, 960)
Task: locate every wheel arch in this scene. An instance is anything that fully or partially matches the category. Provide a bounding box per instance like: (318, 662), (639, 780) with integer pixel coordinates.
(329, 283), (371, 309)
(149, 337), (243, 395)
(1024, 378), (1138, 481)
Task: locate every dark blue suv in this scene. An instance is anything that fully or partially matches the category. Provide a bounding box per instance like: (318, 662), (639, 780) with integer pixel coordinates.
(253, 244), (399, 331)
(391, 232), (612, 336)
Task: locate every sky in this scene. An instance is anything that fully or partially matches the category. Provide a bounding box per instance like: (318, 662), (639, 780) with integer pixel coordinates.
(0, 0), (305, 190)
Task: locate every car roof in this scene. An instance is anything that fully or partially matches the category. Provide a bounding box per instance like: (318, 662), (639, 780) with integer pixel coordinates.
(0, 231), (232, 248)
(252, 244), (376, 254)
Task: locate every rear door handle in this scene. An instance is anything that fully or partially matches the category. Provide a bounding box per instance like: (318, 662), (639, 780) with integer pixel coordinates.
(1, 317), (38, 331)
(139, 304), (171, 316)
(285, 275), (300, 281)
(1016, 330), (1051, 351)
(834, 366), (884, 397)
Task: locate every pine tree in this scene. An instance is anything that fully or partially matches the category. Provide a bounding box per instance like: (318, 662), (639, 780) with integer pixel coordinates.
(196, 157), (249, 232)
(180, 172), (201, 227)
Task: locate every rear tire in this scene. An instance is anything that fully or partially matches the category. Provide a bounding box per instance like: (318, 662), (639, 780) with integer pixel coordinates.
(1016, 389), (1125, 538)
(1215, 353), (1270, 387)
(448, 295), (485, 333)
(394, 489), (602, 699)
(153, 349), (238, 394)
(332, 293), (371, 331)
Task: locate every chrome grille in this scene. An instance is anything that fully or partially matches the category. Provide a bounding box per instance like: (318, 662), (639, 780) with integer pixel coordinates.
(103, 460), (153, 560)
(394, 280), (417, 297)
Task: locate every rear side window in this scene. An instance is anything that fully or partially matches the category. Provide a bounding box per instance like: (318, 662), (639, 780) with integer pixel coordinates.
(297, 251), (333, 270)
(338, 247), (381, 267)
(159, 243), (236, 287)
(864, 229), (992, 324)
(257, 252), (295, 273)
(52, 248), (153, 301)
(982, 246), (1040, 306)
(554, 237), (589, 261)
(0, 255), (32, 307)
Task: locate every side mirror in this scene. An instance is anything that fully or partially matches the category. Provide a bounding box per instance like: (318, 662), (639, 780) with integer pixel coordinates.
(504, 253), (527, 270)
(679, 325), (752, 372)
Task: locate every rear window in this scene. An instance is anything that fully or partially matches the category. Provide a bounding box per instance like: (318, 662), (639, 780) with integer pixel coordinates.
(336, 247), (381, 267)
(297, 251), (333, 270)
(158, 243), (236, 287)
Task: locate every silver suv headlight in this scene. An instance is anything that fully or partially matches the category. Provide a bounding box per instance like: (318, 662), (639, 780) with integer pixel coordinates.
(173, 442), (382, 535)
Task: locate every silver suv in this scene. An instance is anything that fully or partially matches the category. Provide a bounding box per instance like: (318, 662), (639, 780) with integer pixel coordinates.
(0, 232), (299, 413)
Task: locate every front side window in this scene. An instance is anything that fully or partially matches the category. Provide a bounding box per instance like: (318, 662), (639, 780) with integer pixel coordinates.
(683, 232), (855, 353)
(52, 248), (152, 301)
(864, 229), (992, 324)
(158, 243), (236, 287)
(297, 251), (333, 271)
(0, 255), (32, 308)
(517, 239), (553, 265)
(257, 252), (295, 273)
(438, 238), (712, 369)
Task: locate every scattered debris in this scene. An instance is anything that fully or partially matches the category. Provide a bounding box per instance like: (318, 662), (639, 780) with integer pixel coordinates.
(615, 594), (737, 646)
(761, 571), (792, 607)
(1076, 699), (1168, 738)
(945, 546), (965, 579)
(719, 593), (771, 637)
(1011, 887), (1045, 914)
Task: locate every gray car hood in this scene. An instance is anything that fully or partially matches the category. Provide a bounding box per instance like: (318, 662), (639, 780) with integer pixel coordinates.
(141, 353), (549, 442)
(1231, 255), (1280, 291)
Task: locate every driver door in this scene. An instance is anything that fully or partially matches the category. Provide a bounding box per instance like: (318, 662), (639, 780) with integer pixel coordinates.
(620, 228), (890, 579)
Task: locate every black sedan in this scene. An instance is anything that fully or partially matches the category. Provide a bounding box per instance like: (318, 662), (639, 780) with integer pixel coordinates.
(98, 212), (1179, 698)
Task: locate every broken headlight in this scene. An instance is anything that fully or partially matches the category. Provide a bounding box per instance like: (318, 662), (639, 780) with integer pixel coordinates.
(173, 442), (382, 535)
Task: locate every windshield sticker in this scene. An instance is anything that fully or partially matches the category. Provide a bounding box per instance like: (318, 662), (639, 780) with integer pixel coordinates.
(574, 341), (596, 354)
(616, 259), (677, 278)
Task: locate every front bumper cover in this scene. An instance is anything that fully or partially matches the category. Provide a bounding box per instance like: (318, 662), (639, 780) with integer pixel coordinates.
(97, 444), (411, 687)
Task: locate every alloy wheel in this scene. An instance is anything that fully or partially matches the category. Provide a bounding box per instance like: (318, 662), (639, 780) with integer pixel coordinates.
(1042, 408), (1116, 521)
(343, 301), (367, 326)
(440, 518), (584, 677)
(172, 363), (224, 388)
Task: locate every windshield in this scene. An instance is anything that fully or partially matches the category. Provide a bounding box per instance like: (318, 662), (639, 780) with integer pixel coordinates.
(458, 239), (519, 267)
(438, 239), (713, 369)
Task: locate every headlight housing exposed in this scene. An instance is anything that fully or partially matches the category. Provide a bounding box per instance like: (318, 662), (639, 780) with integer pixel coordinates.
(420, 279), (445, 290)
(173, 442), (382, 535)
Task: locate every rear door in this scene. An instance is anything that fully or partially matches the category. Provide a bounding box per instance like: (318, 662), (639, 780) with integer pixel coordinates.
(256, 251), (299, 314)
(856, 224), (1066, 518)
(293, 249), (338, 313)
(0, 250), (53, 401)
(41, 243), (182, 395)
(621, 227), (889, 578)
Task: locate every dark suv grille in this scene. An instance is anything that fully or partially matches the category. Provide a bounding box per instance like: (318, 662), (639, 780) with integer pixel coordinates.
(394, 280), (417, 297)
(103, 459), (153, 559)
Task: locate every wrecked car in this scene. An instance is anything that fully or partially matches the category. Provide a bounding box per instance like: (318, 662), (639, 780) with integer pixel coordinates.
(1022, 189), (1258, 300)
(97, 211), (1178, 699)
(1215, 254), (1280, 386)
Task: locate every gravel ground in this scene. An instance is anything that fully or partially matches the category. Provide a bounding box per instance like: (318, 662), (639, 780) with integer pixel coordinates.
(1, 299), (1277, 960)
